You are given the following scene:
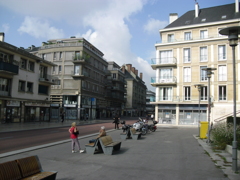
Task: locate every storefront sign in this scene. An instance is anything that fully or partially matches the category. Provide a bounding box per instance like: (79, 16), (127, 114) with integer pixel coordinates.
(7, 100), (20, 107)
(51, 104), (60, 107)
(25, 102), (50, 107)
(64, 104), (76, 107)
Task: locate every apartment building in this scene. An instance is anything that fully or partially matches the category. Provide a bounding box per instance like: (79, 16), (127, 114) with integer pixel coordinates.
(27, 37), (124, 120)
(105, 61), (125, 117)
(122, 64), (147, 117)
(151, 1), (240, 125)
(0, 33), (55, 123)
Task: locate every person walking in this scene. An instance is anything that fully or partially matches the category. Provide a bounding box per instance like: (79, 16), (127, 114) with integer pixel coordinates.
(113, 115), (120, 129)
(69, 122), (84, 153)
(151, 114), (154, 121)
(61, 111), (65, 123)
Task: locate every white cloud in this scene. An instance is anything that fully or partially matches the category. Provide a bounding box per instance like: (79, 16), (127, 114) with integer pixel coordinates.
(18, 16), (64, 39)
(144, 18), (168, 34)
(1, 24), (10, 33)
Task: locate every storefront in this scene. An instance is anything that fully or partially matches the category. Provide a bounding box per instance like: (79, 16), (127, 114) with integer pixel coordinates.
(25, 102), (50, 122)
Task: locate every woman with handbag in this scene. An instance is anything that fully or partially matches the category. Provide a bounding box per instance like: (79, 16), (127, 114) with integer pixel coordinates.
(69, 122), (84, 153)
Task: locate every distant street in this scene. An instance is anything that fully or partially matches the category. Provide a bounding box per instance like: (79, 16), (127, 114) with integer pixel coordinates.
(0, 120), (137, 154)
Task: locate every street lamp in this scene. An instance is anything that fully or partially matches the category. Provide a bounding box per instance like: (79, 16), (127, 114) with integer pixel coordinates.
(202, 67), (216, 144)
(219, 26), (240, 172)
(194, 84), (204, 136)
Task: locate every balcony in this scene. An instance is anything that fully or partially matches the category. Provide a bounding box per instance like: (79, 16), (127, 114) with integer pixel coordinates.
(71, 71), (89, 79)
(151, 57), (177, 69)
(151, 76), (177, 86)
(72, 54), (89, 64)
(39, 74), (55, 85)
(0, 61), (19, 75)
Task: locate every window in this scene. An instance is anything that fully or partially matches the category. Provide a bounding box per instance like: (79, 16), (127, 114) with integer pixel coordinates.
(27, 82), (33, 93)
(218, 65), (227, 81)
(75, 51), (80, 60)
(38, 85), (48, 95)
(219, 86), (226, 101)
(40, 66), (47, 79)
(168, 34), (174, 42)
(200, 30), (208, 39)
(160, 50), (173, 64)
(218, 45), (226, 60)
(159, 87), (172, 101)
(28, 61), (34, 71)
(53, 52), (56, 60)
(159, 68), (172, 82)
(183, 48), (191, 63)
(184, 32), (191, 40)
(183, 67), (191, 82)
(74, 65), (79, 75)
(42, 54), (46, 60)
(58, 65), (62, 74)
(59, 52), (63, 59)
(201, 86), (208, 100)
(184, 86), (191, 100)
(0, 78), (9, 93)
(200, 66), (207, 81)
(21, 58), (27, 69)
(200, 47), (207, 62)
(112, 73), (116, 79)
(18, 80), (25, 91)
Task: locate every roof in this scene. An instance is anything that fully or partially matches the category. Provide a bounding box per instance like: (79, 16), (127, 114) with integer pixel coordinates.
(165, 3), (240, 29)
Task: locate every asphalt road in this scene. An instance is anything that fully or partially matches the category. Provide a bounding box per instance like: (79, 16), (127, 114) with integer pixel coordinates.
(0, 120), (136, 154)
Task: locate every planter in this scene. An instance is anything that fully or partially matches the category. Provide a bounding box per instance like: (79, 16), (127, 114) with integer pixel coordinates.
(225, 145), (240, 160)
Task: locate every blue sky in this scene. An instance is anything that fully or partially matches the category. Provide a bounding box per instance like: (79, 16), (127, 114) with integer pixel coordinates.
(0, 0), (233, 91)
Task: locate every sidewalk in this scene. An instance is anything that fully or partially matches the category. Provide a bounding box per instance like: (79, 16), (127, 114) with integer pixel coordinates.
(0, 120), (239, 180)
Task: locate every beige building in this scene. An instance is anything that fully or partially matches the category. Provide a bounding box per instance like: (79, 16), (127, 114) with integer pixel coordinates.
(151, 1), (240, 125)
(0, 33), (55, 123)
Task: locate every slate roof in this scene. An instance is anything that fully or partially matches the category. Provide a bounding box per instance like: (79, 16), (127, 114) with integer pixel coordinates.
(165, 3), (240, 29)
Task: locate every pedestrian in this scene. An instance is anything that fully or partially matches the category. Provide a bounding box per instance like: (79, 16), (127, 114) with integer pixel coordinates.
(113, 115), (120, 129)
(61, 111), (65, 123)
(151, 114), (154, 121)
(69, 122), (84, 153)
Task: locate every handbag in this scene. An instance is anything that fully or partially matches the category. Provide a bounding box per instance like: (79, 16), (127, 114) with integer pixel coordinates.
(73, 130), (79, 135)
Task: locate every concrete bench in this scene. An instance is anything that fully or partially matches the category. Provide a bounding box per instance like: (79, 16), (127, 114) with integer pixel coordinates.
(85, 139), (100, 154)
(130, 128), (142, 140)
(0, 155), (57, 180)
(99, 135), (121, 155)
(120, 129), (131, 140)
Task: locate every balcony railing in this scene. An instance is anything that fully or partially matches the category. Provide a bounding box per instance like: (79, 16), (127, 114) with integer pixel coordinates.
(156, 34), (225, 44)
(71, 71), (89, 78)
(151, 76), (177, 84)
(39, 74), (55, 84)
(154, 95), (214, 102)
(151, 57), (177, 66)
(0, 61), (19, 75)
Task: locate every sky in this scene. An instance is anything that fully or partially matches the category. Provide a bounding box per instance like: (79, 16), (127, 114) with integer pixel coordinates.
(0, 0), (233, 91)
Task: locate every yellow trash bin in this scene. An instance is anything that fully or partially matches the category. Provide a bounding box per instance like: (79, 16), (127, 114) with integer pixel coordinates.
(200, 121), (208, 139)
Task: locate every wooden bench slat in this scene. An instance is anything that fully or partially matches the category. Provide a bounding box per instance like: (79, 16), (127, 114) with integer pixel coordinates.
(0, 160), (22, 180)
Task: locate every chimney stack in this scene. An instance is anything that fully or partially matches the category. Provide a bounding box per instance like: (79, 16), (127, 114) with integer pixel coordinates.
(126, 64), (132, 72)
(135, 69), (138, 76)
(121, 65), (125, 73)
(140, 73), (143, 80)
(0, 32), (5, 42)
(131, 67), (135, 74)
(169, 13), (178, 24)
(195, 2), (199, 18)
(236, 0), (239, 13)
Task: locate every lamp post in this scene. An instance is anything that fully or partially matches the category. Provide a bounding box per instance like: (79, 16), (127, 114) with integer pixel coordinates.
(194, 84), (204, 136)
(202, 67), (216, 144)
(219, 26), (240, 172)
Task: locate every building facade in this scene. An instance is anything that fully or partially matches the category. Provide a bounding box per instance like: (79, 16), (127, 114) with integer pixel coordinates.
(151, 2), (240, 125)
(122, 64), (147, 117)
(0, 33), (55, 123)
(146, 90), (155, 118)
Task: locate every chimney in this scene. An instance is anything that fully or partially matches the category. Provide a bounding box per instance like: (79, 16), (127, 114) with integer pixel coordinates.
(131, 67), (135, 74)
(236, 0), (239, 13)
(126, 64), (132, 72)
(195, 2), (199, 18)
(140, 73), (143, 80)
(0, 32), (5, 42)
(135, 69), (138, 76)
(169, 13), (178, 24)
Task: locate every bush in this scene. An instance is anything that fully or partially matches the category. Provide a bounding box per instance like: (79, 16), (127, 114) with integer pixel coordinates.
(210, 122), (240, 150)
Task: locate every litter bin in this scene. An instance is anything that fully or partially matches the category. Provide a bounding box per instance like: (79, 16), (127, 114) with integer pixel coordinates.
(200, 121), (208, 139)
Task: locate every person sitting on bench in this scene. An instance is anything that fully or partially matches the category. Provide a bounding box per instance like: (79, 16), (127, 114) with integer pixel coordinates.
(89, 126), (106, 151)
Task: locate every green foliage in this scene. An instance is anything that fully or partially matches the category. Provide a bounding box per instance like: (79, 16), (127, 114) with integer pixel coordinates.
(211, 122), (240, 150)
(227, 116), (240, 125)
